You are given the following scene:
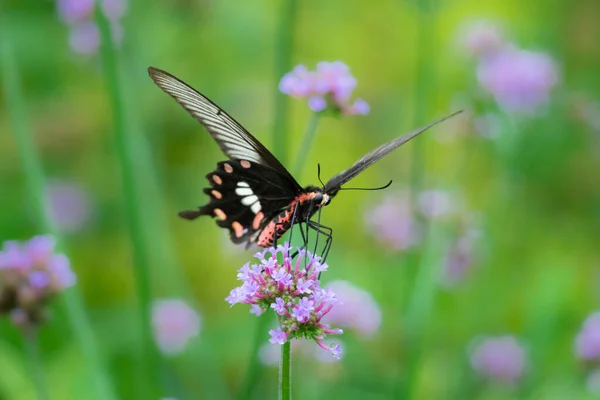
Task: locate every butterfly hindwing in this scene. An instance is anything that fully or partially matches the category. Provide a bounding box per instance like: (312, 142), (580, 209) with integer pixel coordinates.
(179, 160), (298, 246)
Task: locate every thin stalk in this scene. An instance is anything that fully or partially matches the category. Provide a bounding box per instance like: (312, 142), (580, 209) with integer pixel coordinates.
(24, 330), (49, 400)
(292, 112), (321, 177)
(397, 0), (438, 398)
(1, 16), (116, 400)
(272, 0), (298, 164)
(94, 3), (158, 397)
(240, 1), (297, 398)
(279, 341), (292, 400)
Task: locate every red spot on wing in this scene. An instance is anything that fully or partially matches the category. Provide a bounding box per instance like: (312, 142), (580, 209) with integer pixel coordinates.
(240, 160), (251, 168)
(223, 163), (233, 173)
(212, 175), (222, 185)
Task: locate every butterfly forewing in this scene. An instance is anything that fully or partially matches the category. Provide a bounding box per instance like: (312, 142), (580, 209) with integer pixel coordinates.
(323, 110), (463, 193)
(147, 67), (301, 190)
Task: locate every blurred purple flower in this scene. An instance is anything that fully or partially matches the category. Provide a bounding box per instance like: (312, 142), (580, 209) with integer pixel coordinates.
(469, 335), (527, 384)
(458, 20), (505, 57)
(280, 61), (369, 116)
(45, 180), (93, 233)
(364, 193), (421, 251)
(0, 235), (75, 329)
(575, 312), (600, 361)
(57, 0), (127, 55)
(440, 227), (482, 288)
(56, 0), (94, 24)
(417, 189), (459, 219)
(226, 243), (343, 359)
(69, 22), (100, 55)
(152, 299), (201, 355)
(101, 0), (127, 21)
(477, 47), (559, 114)
(322, 281), (381, 337)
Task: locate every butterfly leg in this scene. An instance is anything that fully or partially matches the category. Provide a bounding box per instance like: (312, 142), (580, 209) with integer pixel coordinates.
(307, 221), (333, 263)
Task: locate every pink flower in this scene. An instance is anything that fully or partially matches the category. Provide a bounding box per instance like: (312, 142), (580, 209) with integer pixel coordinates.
(152, 299), (201, 355)
(364, 193), (421, 251)
(477, 47), (559, 114)
(0, 235), (76, 329)
(227, 244), (343, 359)
(575, 312), (600, 360)
(280, 61), (369, 116)
(45, 180), (93, 233)
(469, 335), (527, 384)
(458, 20), (505, 57)
(322, 281), (381, 337)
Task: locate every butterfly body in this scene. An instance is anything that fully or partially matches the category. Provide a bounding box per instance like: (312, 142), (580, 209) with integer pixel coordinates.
(147, 66), (461, 252)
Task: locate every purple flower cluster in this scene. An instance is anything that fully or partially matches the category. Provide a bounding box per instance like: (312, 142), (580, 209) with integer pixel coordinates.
(152, 298), (201, 355)
(469, 335), (527, 385)
(322, 280), (381, 337)
(45, 179), (93, 233)
(0, 235), (76, 329)
(279, 61), (370, 116)
(460, 20), (559, 115)
(226, 243), (343, 359)
(56, 0), (127, 55)
(364, 189), (462, 252)
(575, 312), (600, 361)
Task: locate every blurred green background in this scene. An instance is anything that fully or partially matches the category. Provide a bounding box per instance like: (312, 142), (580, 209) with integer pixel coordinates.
(2, 0), (600, 399)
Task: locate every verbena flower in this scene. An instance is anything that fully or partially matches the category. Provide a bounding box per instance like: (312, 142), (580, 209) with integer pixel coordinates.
(322, 280), (381, 337)
(417, 189), (460, 219)
(458, 20), (505, 57)
(56, 0), (127, 55)
(364, 193), (421, 252)
(575, 312), (600, 361)
(226, 243), (343, 359)
(440, 225), (482, 288)
(469, 335), (527, 384)
(152, 299), (201, 355)
(0, 235), (75, 329)
(45, 180), (93, 233)
(476, 46), (559, 114)
(279, 61), (369, 116)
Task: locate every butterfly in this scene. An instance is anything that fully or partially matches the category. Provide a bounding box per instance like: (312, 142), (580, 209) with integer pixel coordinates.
(148, 66), (462, 257)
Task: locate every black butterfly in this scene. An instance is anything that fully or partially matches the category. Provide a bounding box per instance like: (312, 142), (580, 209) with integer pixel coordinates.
(148, 67), (461, 257)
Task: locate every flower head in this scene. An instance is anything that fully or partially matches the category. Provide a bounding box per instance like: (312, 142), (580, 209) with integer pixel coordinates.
(152, 299), (201, 355)
(575, 312), (600, 361)
(226, 243), (343, 359)
(364, 193), (421, 251)
(476, 47), (559, 114)
(45, 180), (93, 233)
(469, 335), (527, 384)
(322, 280), (381, 337)
(280, 61), (369, 116)
(56, 0), (127, 56)
(0, 235), (76, 329)
(458, 20), (506, 57)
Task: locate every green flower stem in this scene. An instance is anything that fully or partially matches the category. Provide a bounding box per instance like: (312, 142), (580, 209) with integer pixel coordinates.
(292, 112), (321, 177)
(398, 1), (439, 398)
(400, 222), (448, 399)
(279, 341), (292, 400)
(272, 0), (298, 164)
(240, 1), (298, 398)
(94, 3), (158, 397)
(1, 16), (117, 400)
(24, 330), (49, 400)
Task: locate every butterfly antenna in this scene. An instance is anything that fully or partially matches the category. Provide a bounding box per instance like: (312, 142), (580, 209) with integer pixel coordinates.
(339, 180), (393, 191)
(317, 163), (326, 188)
